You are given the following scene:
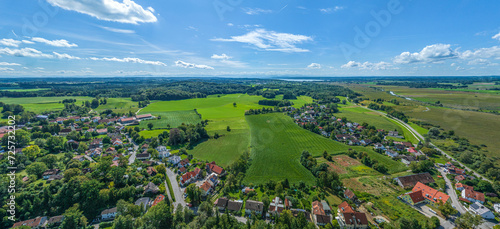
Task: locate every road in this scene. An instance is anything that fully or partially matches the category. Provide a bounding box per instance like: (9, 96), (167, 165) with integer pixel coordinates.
(438, 168), (467, 214)
(166, 168), (186, 210)
(402, 201), (454, 229)
(126, 134), (138, 165)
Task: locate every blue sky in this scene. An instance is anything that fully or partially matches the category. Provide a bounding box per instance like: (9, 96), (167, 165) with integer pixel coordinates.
(0, 0), (499, 77)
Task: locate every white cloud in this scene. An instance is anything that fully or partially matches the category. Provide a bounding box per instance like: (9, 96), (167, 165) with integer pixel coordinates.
(98, 26), (135, 34)
(341, 61), (393, 70)
(492, 32), (500, 41)
(90, 57), (166, 66)
(307, 63), (321, 69)
(211, 53), (232, 60)
(227, 23), (234, 27)
(0, 62), (21, 66)
(22, 40), (35, 44)
(0, 67), (14, 71)
(212, 29), (313, 53)
(0, 39), (22, 47)
(393, 44), (457, 64)
(459, 46), (500, 59)
(320, 6), (344, 13)
(175, 60), (214, 69)
(32, 37), (78, 47)
(450, 63), (456, 67)
(53, 52), (81, 60)
(0, 47), (54, 58)
(46, 0), (157, 24)
(147, 6), (154, 13)
(242, 8), (273, 15)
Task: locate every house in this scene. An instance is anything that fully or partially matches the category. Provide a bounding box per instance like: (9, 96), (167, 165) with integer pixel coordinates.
(338, 201), (354, 214)
(312, 200), (331, 226)
(449, 168), (466, 175)
(72, 155), (86, 162)
(152, 194), (165, 207)
(494, 203), (500, 213)
(338, 212), (369, 229)
(169, 155), (181, 165)
(401, 190), (426, 205)
(120, 117), (136, 124)
(101, 207), (117, 221)
(96, 128), (107, 135)
(112, 138), (123, 146)
(12, 216), (48, 228)
(455, 175), (466, 182)
(321, 200), (332, 215)
(147, 167), (157, 176)
(461, 189), (485, 204)
(245, 200), (264, 215)
(385, 149), (399, 158)
(42, 169), (60, 180)
(469, 202), (495, 219)
(144, 182), (160, 194)
(58, 128), (72, 136)
(46, 215), (64, 227)
(89, 138), (103, 149)
(267, 197), (285, 216)
(215, 197), (229, 211)
(156, 146), (170, 159)
(136, 152), (151, 161)
(47, 174), (63, 182)
(412, 182), (450, 207)
(206, 161), (225, 176)
(199, 180), (212, 196)
(180, 168), (201, 186)
(178, 167), (186, 174)
(388, 131), (403, 138)
(344, 189), (358, 202)
(374, 143), (385, 150)
(394, 173), (435, 189)
(136, 114), (154, 120)
(135, 197), (151, 211)
(36, 115), (49, 120)
(316, 215), (332, 226)
(226, 200), (242, 212)
(401, 155), (417, 166)
(179, 158), (190, 168)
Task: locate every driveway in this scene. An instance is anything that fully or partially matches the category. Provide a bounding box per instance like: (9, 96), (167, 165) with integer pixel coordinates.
(166, 168), (186, 209)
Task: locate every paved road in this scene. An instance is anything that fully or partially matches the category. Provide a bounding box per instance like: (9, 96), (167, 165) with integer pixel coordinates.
(403, 202), (454, 229)
(438, 168), (467, 214)
(126, 134), (138, 165)
(166, 168), (186, 210)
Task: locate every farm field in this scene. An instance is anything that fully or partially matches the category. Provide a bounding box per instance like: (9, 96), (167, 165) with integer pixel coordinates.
(0, 88), (50, 92)
(138, 129), (169, 139)
(139, 110), (202, 129)
(337, 106), (402, 132)
(0, 96), (93, 113)
(93, 97), (139, 114)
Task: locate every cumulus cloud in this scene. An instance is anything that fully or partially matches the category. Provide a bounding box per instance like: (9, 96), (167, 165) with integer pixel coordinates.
(307, 63), (321, 69)
(0, 47), (54, 58)
(393, 44), (458, 64)
(242, 8), (273, 15)
(493, 32), (500, 41)
(320, 6), (344, 13)
(0, 67), (14, 71)
(0, 62), (21, 66)
(211, 53), (232, 60)
(32, 37), (78, 47)
(341, 61), (393, 70)
(0, 39), (22, 47)
(46, 0), (157, 24)
(212, 29), (313, 53)
(459, 46), (500, 59)
(89, 57), (166, 66)
(175, 60), (214, 70)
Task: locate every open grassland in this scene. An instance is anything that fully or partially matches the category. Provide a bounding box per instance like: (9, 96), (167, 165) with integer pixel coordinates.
(138, 129), (169, 139)
(0, 88), (50, 92)
(0, 96), (92, 113)
(338, 106), (402, 132)
(94, 98), (139, 114)
(139, 110), (202, 130)
(376, 85), (500, 111)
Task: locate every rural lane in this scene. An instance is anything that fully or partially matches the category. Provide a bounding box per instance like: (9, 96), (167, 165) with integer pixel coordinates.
(166, 168), (186, 210)
(126, 134), (138, 165)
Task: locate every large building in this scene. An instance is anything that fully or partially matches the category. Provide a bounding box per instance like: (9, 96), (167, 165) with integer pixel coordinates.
(394, 173), (435, 189)
(409, 182), (450, 207)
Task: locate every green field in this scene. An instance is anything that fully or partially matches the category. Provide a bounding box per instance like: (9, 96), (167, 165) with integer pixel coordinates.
(94, 98), (139, 114)
(138, 129), (169, 139)
(0, 96), (93, 113)
(0, 88), (50, 92)
(337, 106), (402, 132)
(139, 110), (202, 130)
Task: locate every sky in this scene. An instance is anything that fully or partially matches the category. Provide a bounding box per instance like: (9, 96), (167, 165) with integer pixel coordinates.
(0, 0), (499, 77)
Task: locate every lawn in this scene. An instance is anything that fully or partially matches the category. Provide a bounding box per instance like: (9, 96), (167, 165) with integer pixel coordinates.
(243, 113), (353, 185)
(138, 129), (169, 139)
(139, 110), (202, 129)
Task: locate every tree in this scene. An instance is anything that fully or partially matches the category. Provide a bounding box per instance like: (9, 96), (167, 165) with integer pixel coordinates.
(22, 145), (40, 160)
(373, 163), (388, 174)
(140, 200), (173, 229)
(428, 128), (440, 137)
(226, 126), (231, 132)
(64, 168), (81, 181)
(155, 164), (166, 175)
(26, 162), (48, 178)
(147, 122), (154, 130)
(45, 136), (64, 153)
(186, 184), (202, 206)
(40, 154), (58, 169)
(438, 201), (457, 219)
(1, 129), (30, 148)
(233, 102), (237, 107)
(91, 99), (100, 109)
(455, 212), (483, 229)
(61, 204), (88, 229)
(113, 215), (134, 229)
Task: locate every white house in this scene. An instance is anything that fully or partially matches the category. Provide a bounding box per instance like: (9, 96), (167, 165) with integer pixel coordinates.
(169, 155), (181, 165)
(469, 202), (495, 219)
(156, 146), (170, 159)
(385, 150), (399, 158)
(101, 207), (117, 220)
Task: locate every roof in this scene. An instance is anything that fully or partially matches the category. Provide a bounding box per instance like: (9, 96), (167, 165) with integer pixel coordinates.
(152, 195), (165, 206)
(344, 189), (356, 199)
(396, 173), (435, 188)
(207, 163), (225, 175)
(312, 201), (325, 215)
(12, 216), (46, 228)
(407, 190), (426, 204)
(136, 114), (153, 119)
(463, 189), (485, 202)
(47, 215), (64, 225)
(413, 182), (450, 204)
(343, 212), (368, 226)
(215, 197), (228, 208)
(200, 181), (212, 192)
(227, 200), (243, 211)
(470, 202), (491, 215)
(316, 214), (331, 224)
(135, 197), (151, 208)
(101, 207), (117, 215)
(338, 201), (354, 213)
(245, 200), (264, 211)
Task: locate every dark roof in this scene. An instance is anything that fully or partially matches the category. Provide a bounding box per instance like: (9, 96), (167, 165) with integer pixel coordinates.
(47, 215), (64, 225)
(227, 200), (243, 212)
(245, 200), (264, 212)
(396, 172), (435, 188)
(343, 212), (368, 226)
(215, 197), (228, 208)
(344, 189), (356, 199)
(316, 214), (331, 224)
(12, 216), (46, 228)
(101, 207), (117, 215)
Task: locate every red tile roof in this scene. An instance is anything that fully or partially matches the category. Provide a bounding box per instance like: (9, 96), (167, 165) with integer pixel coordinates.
(338, 201), (355, 213)
(343, 212), (368, 226)
(200, 181), (212, 192)
(463, 189), (485, 202)
(412, 182), (449, 204)
(152, 194), (165, 206)
(312, 201), (325, 215)
(407, 190), (426, 204)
